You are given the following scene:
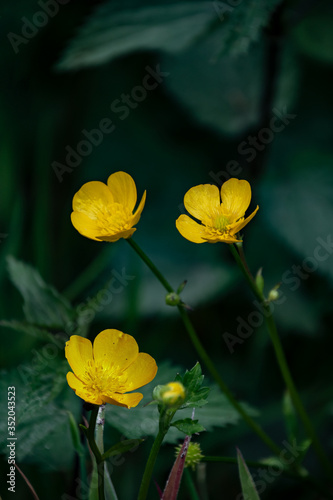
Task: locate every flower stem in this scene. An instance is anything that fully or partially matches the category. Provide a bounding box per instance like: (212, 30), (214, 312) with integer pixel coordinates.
(87, 407), (105, 500)
(127, 238), (281, 457)
(137, 427), (167, 500)
(230, 243), (333, 478)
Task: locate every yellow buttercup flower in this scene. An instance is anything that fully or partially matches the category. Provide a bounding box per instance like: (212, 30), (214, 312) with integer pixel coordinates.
(71, 171), (146, 242)
(65, 329), (157, 408)
(176, 178), (259, 244)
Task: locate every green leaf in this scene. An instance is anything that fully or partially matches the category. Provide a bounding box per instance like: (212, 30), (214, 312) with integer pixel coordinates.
(237, 448), (260, 500)
(260, 161), (333, 285)
(293, 11), (333, 64)
(0, 319), (68, 345)
(212, 0), (282, 56)
(57, 1), (217, 71)
(0, 350), (81, 469)
(102, 439), (143, 461)
(175, 362), (210, 408)
(6, 256), (75, 329)
(171, 418), (205, 435)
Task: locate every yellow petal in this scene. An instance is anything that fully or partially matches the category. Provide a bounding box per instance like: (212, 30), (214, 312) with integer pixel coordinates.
(71, 212), (104, 241)
(230, 205), (259, 234)
(122, 353), (158, 391)
(92, 329), (139, 371)
(176, 214), (206, 243)
(107, 171), (137, 213)
(72, 181), (114, 217)
(65, 336), (93, 380)
(104, 392), (143, 408)
(220, 179), (251, 217)
(97, 228), (136, 242)
(131, 190), (146, 226)
(184, 184), (220, 222)
(66, 372), (104, 405)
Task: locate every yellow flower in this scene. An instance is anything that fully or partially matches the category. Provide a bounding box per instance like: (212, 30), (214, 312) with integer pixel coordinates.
(65, 329), (157, 408)
(176, 178), (259, 244)
(71, 171), (146, 242)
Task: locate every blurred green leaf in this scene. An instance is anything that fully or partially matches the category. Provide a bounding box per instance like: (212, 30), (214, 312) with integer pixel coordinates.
(162, 35), (264, 135)
(260, 162), (333, 283)
(293, 12), (333, 64)
(6, 256), (75, 329)
(237, 448), (260, 500)
(0, 355), (80, 469)
(57, 1), (217, 71)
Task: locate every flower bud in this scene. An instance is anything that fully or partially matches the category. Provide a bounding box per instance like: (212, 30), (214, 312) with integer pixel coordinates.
(153, 381), (186, 407)
(268, 289), (279, 302)
(166, 292), (181, 306)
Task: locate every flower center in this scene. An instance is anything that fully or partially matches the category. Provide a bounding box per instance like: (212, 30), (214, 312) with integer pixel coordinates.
(96, 203), (132, 235)
(82, 360), (127, 400)
(214, 214), (230, 232)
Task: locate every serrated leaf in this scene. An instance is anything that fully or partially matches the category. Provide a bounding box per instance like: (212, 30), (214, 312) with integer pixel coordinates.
(237, 448), (260, 500)
(6, 256), (75, 329)
(57, 1), (217, 71)
(171, 418), (205, 435)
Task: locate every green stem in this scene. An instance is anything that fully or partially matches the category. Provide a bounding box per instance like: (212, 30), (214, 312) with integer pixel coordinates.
(127, 239), (281, 457)
(127, 239), (173, 293)
(184, 468), (200, 500)
(230, 243), (333, 478)
(87, 408), (105, 500)
(137, 427), (167, 500)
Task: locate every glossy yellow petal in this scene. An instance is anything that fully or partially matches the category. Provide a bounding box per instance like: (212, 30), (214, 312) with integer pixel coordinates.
(71, 212), (104, 241)
(65, 336), (93, 380)
(107, 171), (137, 213)
(184, 184), (220, 222)
(131, 190), (147, 226)
(220, 179), (251, 217)
(93, 329), (139, 371)
(72, 181), (114, 217)
(176, 215), (206, 243)
(104, 392), (143, 408)
(122, 353), (158, 391)
(97, 228), (136, 242)
(66, 372), (104, 405)
(230, 205), (259, 234)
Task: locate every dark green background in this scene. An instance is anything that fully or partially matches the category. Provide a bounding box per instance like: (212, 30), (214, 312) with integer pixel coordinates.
(1, 0), (333, 498)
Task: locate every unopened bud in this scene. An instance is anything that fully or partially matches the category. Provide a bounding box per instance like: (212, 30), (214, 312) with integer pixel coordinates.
(166, 292), (181, 306)
(153, 381), (186, 407)
(268, 289), (279, 301)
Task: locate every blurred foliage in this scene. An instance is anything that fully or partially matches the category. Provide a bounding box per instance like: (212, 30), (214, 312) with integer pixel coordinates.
(1, 0), (333, 498)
